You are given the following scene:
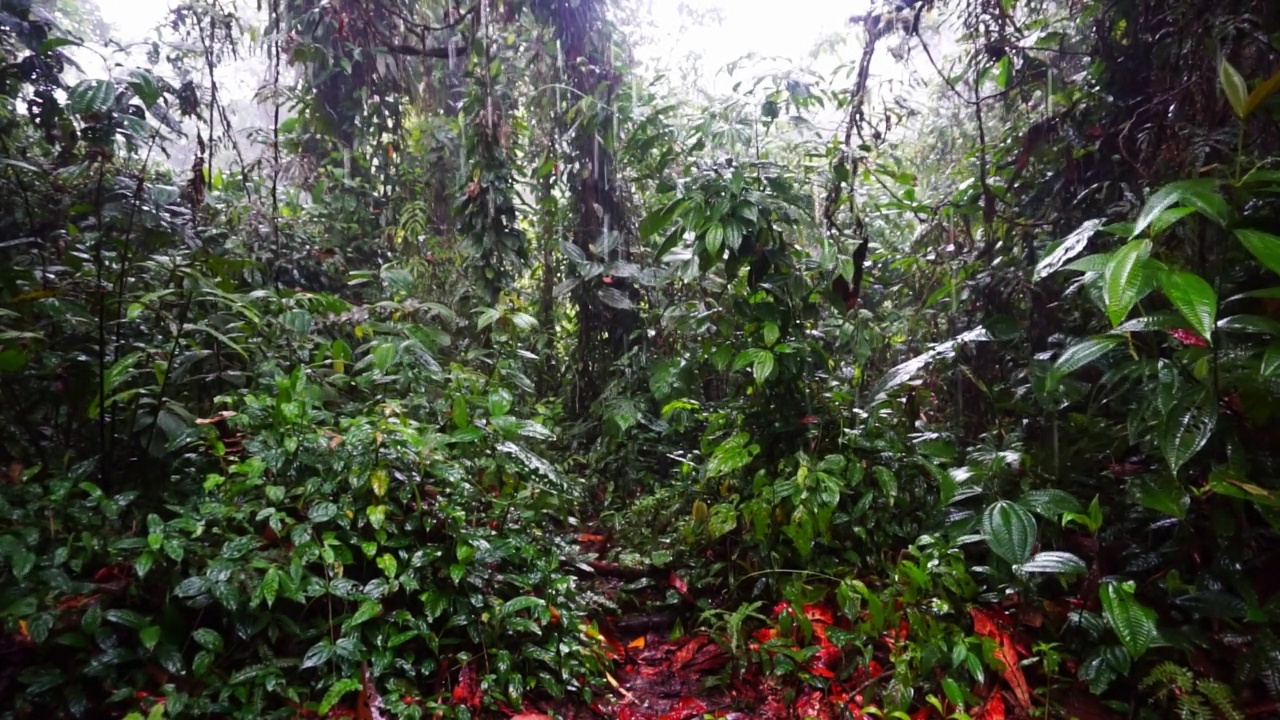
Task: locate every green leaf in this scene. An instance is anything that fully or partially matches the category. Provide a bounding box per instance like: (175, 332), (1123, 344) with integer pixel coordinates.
(487, 388), (513, 417)
(319, 678), (361, 714)
(1218, 314), (1280, 336)
(68, 79), (117, 115)
(1159, 402), (1216, 475)
(261, 568), (281, 608)
(1099, 580), (1157, 659)
(1263, 344), (1280, 378)
(135, 551), (155, 578)
(1220, 58), (1249, 118)
(1131, 180), (1228, 237)
(1034, 218), (1103, 282)
(301, 640), (334, 669)
(128, 69), (163, 107)
(752, 350), (775, 385)
(281, 309), (313, 335)
(1053, 336), (1122, 376)
(192, 628), (223, 652)
(1104, 239), (1152, 326)
(1064, 253), (1109, 273)
(762, 322), (780, 347)
(1019, 489), (1084, 518)
(1018, 551), (1087, 577)
(346, 601), (381, 629)
(501, 596), (547, 616)
(1235, 229), (1280, 276)
(376, 553), (398, 578)
(1160, 270), (1217, 343)
(640, 198), (682, 242)
(139, 625), (162, 651)
(982, 500), (1037, 564)
(104, 609), (149, 630)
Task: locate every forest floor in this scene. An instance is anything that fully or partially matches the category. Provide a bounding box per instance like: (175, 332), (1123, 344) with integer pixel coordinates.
(508, 535), (930, 720)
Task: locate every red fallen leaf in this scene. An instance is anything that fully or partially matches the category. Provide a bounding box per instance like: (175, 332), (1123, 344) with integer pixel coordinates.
(617, 706), (654, 720)
(683, 641), (729, 674)
(753, 627), (776, 643)
(802, 604), (834, 624)
(451, 664), (481, 709)
(657, 696), (707, 720)
(668, 571), (689, 595)
(671, 634), (708, 668)
(970, 609), (1032, 712)
(793, 690), (835, 720)
(974, 691), (1006, 720)
(911, 708), (934, 720)
(807, 644), (842, 678)
(578, 533), (606, 544)
(357, 663), (387, 720)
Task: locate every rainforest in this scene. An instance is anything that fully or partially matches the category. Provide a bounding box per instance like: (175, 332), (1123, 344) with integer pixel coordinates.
(2, 0), (1280, 718)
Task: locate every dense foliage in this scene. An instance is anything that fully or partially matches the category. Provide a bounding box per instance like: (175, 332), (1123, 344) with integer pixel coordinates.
(2, 0), (1280, 718)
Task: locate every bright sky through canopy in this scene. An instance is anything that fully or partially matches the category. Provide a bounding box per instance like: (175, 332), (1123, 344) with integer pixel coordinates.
(99, 0), (862, 75)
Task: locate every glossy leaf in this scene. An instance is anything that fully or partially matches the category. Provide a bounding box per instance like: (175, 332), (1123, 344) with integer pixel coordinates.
(1218, 314), (1280, 336)
(1160, 270), (1217, 344)
(982, 500), (1037, 564)
(1100, 580), (1157, 658)
(1019, 489), (1084, 518)
(1235, 229), (1280, 276)
(1053, 336), (1122, 376)
(1131, 181), (1228, 237)
(1103, 239), (1151, 326)
(1034, 218), (1103, 282)
(1019, 551), (1087, 577)
(1159, 402), (1216, 475)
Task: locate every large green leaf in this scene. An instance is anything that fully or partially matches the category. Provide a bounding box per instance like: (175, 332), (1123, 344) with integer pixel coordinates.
(1160, 270), (1217, 343)
(1099, 580), (1157, 659)
(1019, 489), (1085, 518)
(1131, 180), (1229, 237)
(1053, 336), (1122, 376)
(1235, 229), (1280, 276)
(1158, 401), (1216, 475)
(1103, 239), (1151, 326)
(982, 500), (1037, 564)
(1218, 314), (1280, 336)
(68, 79), (117, 116)
(1034, 218), (1103, 282)
(1019, 551), (1087, 578)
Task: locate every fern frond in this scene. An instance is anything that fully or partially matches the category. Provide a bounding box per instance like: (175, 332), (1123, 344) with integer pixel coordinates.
(1140, 660), (1193, 697)
(1197, 678), (1243, 720)
(1175, 693), (1211, 720)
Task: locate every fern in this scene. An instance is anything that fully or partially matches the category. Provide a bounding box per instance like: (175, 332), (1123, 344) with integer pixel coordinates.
(396, 200), (430, 245)
(1197, 679), (1243, 720)
(1139, 661), (1193, 697)
(1175, 693), (1211, 720)
(1141, 662), (1243, 720)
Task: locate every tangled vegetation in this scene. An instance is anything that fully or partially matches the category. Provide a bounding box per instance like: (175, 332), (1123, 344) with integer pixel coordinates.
(2, 0), (1280, 718)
